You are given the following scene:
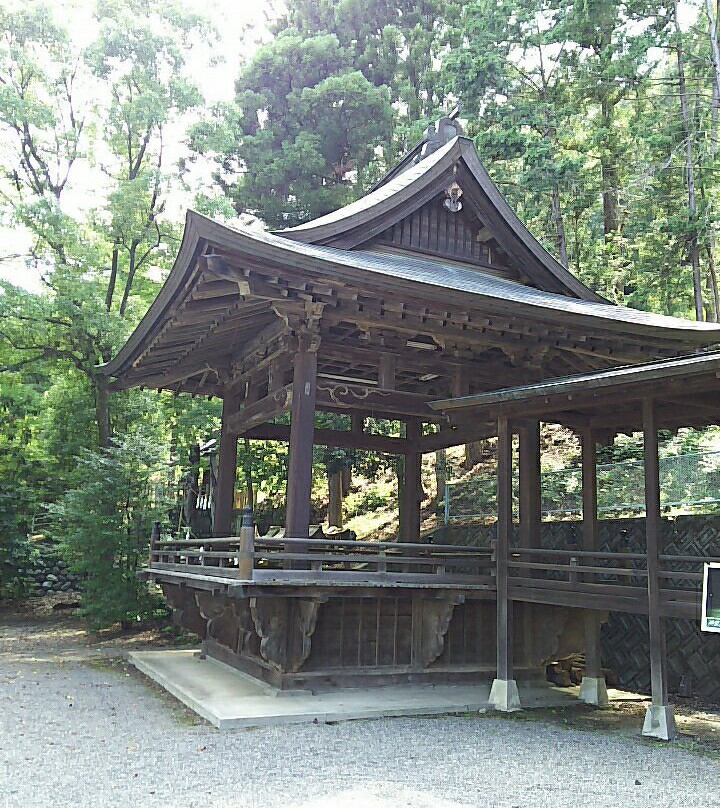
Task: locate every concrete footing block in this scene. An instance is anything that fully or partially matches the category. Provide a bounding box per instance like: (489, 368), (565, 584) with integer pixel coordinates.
(489, 678), (521, 712)
(642, 704), (678, 741)
(579, 676), (609, 707)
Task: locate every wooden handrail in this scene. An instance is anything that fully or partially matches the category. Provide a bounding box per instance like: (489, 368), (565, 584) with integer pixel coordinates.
(510, 547), (647, 561)
(153, 535), (491, 554)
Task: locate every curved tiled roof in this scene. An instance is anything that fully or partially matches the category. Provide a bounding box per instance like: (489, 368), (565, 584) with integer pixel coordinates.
(101, 211), (720, 380)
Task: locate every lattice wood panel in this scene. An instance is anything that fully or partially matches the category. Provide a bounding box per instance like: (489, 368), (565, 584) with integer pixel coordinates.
(434, 514), (720, 698)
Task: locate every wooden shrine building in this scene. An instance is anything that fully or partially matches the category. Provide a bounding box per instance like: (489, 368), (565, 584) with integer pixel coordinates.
(102, 118), (720, 739)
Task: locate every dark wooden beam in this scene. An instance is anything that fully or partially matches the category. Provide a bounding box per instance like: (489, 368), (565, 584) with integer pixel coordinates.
(415, 423), (496, 452)
(580, 428), (605, 703)
(324, 302), (661, 365)
(214, 390), (240, 537)
(518, 421), (541, 550)
(243, 422), (412, 454)
(314, 379), (442, 421)
(496, 415), (514, 682)
(444, 377), (720, 430)
(642, 397), (674, 737)
(378, 352), (396, 388)
(227, 320), (288, 386)
(108, 360), (223, 392)
(399, 419), (423, 542)
(285, 344), (318, 540)
(226, 384), (293, 435)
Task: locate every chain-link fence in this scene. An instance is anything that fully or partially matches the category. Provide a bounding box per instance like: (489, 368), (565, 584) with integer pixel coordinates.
(444, 450), (720, 523)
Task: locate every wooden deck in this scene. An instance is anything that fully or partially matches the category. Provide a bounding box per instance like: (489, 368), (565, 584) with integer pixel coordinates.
(144, 534), (714, 619)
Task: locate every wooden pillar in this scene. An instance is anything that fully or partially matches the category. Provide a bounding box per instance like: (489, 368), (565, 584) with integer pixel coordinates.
(214, 391), (240, 537)
(400, 418), (422, 542)
(641, 398), (676, 739)
(518, 420), (541, 550)
(579, 428), (608, 706)
(285, 342), (318, 539)
(489, 415), (520, 710)
(518, 419), (541, 680)
(378, 353), (396, 389)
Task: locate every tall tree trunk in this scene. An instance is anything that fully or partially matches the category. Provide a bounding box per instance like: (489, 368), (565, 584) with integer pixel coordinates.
(464, 441), (482, 470)
(119, 241), (139, 317)
(675, 0), (704, 320)
(707, 245), (720, 322)
(600, 98), (621, 240)
(551, 184), (569, 267)
(707, 0), (720, 104)
(327, 467), (343, 528)
(185, 443), (200, 533)
(434, 449), (447, 511)
(536, 36), (569, 268)
(341, 464), (351, 497)
(706, 0), (720, 322)
(105, 246), (119, 312)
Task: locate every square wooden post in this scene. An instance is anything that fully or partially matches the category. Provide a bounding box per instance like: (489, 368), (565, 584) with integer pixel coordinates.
(400, 418), (422, 543)
(285, 341), (318, 540)
(214, 390), (240, 537)
(518, 420), (541, 675)
(518, 420), (541, 550)
(641, 397), (677, 740)
(490, 415), (521, 711)
(579, 428), (608, 707)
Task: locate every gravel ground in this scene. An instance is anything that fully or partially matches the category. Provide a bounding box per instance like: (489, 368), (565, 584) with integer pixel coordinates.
(1, 614), (719, 808)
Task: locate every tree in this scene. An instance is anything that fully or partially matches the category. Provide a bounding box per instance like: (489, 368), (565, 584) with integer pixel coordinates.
(0, 0), (208, 447)
(86, 0), (206, 317)
(49, 429), (171, 628)
(191, 31), (393, 228)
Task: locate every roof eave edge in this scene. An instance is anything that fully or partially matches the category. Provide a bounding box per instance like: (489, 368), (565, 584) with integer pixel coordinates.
(99, 210), (207, 377)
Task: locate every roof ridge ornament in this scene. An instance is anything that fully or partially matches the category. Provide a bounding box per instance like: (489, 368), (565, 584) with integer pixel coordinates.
(419, 109), (464, 161)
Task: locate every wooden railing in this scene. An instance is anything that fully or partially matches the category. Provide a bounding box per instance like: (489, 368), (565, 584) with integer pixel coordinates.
(504, 547), (719, 618)
(146, 528), (717, 611)
(148, 534), (495, 586)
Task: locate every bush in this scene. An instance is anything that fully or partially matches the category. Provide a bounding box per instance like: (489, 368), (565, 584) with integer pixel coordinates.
(0, 495), (34, 602)
(49, 429), (170, 628)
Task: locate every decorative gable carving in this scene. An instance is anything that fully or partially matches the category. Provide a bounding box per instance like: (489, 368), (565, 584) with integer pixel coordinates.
(366, 193), (516, 277)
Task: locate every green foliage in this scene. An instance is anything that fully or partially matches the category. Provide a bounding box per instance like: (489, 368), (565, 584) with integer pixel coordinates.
(191, 32), (393, 228)
(49, 429), (170, 628)
(5, 0), (720, 613)
(190, 0), (455, 227)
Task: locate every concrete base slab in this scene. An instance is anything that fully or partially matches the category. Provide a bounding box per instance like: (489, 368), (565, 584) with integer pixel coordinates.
(130, 650), (576, 729)
(642, 704), (678, 741)
(488, 678), (521, 712)
(579, 676), (609, 708)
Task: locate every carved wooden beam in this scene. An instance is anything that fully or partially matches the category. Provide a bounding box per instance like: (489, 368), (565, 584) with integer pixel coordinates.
(315, 379), (442, 421)
(249, 596), (326, 673)
(202, 254), (252, 295)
